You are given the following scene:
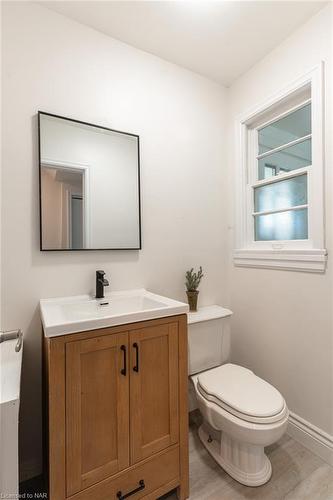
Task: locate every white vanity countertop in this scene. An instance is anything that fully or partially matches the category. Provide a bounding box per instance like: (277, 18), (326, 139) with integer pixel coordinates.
(40, 288), (189, 338)
(188, 305), (233, 324)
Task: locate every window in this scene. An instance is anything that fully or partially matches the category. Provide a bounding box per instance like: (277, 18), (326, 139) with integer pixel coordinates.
(234, 64), (326, 272)
(254, 102), (311, 242)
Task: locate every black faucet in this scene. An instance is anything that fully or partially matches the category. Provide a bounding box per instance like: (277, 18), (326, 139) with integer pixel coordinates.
(96, 270), (109, 299)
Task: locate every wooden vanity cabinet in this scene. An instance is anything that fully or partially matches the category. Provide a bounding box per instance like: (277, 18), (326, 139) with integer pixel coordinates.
(66, 332), (130, 495)
(44, 315), (189, 500)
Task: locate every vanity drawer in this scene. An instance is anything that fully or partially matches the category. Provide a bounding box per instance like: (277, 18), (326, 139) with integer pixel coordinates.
(68, 446), (180, 500)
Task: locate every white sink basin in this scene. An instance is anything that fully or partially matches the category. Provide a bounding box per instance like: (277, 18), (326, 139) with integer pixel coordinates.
(40, 289), (189, 337)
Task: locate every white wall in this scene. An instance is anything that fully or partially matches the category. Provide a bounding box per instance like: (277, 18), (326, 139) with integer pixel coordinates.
(1, 2), (228, 477)
(228, 5), (333, 436)
(2, 0), (332, 481)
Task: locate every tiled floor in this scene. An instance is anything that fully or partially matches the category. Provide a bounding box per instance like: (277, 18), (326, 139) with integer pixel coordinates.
(164, 413), (333, 500)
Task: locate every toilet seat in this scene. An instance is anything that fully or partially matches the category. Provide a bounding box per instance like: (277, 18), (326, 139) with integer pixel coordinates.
(197, 363), (287, 424)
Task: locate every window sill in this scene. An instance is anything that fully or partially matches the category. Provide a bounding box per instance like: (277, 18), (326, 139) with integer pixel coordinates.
(233, 249), (327, 273)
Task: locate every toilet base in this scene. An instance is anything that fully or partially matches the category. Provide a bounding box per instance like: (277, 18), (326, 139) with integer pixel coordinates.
(198, 424), (272, 487)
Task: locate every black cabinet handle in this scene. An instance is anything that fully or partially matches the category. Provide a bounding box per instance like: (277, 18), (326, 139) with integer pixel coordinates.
(133, 342), (139, 372)
(120, 345), (126, 376)
(117, 479), (145, 499)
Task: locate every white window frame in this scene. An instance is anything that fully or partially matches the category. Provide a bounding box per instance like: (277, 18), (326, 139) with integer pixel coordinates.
(233, 63), (327, 272)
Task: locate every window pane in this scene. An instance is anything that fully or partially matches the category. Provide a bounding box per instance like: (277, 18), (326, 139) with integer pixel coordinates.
(254, 175), (307, 213)
(258, 138), (311, 180)
(258, 103), (311, 154)
(254, 208), (308, 241)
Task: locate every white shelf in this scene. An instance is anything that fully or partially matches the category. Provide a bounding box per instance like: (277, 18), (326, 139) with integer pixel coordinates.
(188, 305), (233, 325)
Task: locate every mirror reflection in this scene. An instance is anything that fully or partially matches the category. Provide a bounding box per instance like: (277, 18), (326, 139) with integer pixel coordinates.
(39, 112), (141, 250)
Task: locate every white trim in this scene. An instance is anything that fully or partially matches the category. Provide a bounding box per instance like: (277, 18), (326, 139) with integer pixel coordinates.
(257, 97), (311, 131)
(287, 411), (333, 466)
(41, 158), (91, 248)
(257, 134), (311, 160)
(41, 158), (89, 169)
(234, 249), (327, 272)
(234, 63), (326, 271)
(253, 204), (308, 217)
(252, 166), (308, 188)
(236, 65), (316, 126)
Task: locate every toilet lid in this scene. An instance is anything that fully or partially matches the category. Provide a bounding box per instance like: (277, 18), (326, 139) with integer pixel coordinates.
(197, 364), (286, 423)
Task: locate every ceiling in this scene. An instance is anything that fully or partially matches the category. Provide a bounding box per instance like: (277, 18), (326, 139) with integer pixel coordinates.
(42, 1), (326, 86)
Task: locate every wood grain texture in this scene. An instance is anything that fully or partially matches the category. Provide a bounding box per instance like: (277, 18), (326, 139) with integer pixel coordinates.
(66, 332), (129, 496)
(47, 339), (66, 500)
(130, 322), (179, 464)
(177, 314), (189, 500)
(45, 314), (189, 500)
(67, 446), (180, 500)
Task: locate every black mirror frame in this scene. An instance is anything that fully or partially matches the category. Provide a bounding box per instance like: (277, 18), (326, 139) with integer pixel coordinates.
(38, 111), (142, 251)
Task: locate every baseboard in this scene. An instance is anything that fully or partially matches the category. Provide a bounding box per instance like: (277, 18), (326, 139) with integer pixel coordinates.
(20, 459), (43, 483)
(287, 411), (333, 466)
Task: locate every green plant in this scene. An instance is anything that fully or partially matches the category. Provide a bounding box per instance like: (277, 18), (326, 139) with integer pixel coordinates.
(185, 266), (204, 291)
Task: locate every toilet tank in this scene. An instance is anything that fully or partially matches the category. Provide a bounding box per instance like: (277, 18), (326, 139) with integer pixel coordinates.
(188, 305), (233, 375)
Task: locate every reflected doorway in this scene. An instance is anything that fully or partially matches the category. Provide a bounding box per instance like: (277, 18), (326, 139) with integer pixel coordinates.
(70, 194), (83, 249)
(41, 162), (89, 249)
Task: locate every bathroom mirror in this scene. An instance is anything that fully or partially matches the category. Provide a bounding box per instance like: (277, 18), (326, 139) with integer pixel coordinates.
(38, 112), (141, 250)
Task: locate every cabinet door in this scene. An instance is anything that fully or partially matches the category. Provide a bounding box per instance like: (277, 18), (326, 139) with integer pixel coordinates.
(66, 332), (129, 496)
(130, 322), (179, 464)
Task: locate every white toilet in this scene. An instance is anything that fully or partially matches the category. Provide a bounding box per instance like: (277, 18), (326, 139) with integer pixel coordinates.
(188, 305), (289, 487)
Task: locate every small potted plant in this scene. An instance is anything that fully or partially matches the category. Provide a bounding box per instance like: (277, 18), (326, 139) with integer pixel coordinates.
(185, 266), (204, 312)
